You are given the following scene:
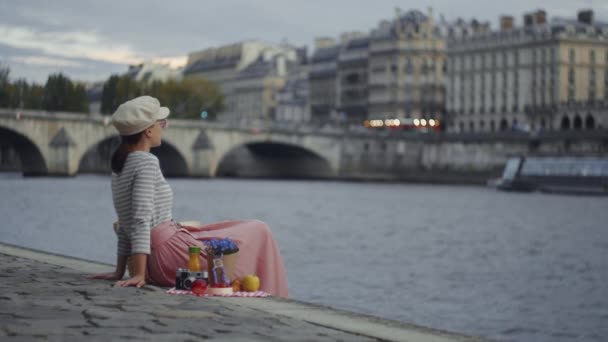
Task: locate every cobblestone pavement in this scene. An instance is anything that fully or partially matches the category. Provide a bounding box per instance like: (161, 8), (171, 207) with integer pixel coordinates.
(0, 252), (377, 341)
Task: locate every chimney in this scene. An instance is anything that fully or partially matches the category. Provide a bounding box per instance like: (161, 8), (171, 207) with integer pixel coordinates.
(534, 10), (547, 25)
(578, 9), (594, 25)
(500, 16), (514, 31)
(276, 55), (286, 77)
(314, 37), (336, 50)
(523, 10), (547, 27)
(524, 13), (534, 27)
(340, 31), (365, 44)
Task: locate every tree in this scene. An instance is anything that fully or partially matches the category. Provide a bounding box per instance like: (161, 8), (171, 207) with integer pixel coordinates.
(100, 75), (119, 114)
(24, 84), (44, 110)
(0, 66), (10, 108)
(43, 73), (88, 113)
(147, 77), (225, 120)
(101, 74), (225, 119)
(100, 75), (141, 114)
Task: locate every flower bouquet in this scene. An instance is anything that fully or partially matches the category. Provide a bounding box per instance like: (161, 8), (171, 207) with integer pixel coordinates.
(203, 238), (239, 289)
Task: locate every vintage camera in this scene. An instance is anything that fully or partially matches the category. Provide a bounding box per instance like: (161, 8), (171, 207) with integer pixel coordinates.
(175, 268), (208, 290)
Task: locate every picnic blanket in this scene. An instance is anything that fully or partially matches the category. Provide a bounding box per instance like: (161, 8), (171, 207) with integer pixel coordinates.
(166, 287), (270, 297)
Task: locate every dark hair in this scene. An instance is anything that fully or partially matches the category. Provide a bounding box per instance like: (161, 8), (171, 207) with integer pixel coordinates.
(111, 132), (145, 173)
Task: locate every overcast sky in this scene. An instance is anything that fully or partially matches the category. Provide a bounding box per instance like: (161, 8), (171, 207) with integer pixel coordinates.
(1, 0), (607, 84)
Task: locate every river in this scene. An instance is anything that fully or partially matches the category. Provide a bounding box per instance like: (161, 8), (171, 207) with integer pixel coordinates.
(1, 174), (606, 341)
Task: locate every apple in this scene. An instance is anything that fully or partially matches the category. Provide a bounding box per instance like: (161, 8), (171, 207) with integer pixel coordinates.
(242, 274), (260, 292)
(191, 279), (208, 295)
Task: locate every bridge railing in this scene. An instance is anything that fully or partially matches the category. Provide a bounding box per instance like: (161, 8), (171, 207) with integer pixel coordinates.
(2, 108), (607, 142)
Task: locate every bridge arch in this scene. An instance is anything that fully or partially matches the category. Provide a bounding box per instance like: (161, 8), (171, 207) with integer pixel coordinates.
(78, 135), (189, 177)
(215, 140), (333, 179)
(0, 126), (47, 176)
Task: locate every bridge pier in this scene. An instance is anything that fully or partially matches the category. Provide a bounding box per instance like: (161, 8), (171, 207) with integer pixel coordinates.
(190, 130), (215, 177)
(191, 150), (215, 177)
(48, 128), (78, 176)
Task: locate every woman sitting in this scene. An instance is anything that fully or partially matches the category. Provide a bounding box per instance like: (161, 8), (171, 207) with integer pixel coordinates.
(88, 96), (288, 297)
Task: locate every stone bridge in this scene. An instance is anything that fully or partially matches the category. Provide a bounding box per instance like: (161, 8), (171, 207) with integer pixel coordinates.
(0, 109), (342, 178)
(1, 109), (607, 182)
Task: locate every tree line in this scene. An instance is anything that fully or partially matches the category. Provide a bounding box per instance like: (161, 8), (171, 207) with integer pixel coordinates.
(0, 66), (89, 113)
(100, 74), (225, 120)
(1, 65), (225, 120)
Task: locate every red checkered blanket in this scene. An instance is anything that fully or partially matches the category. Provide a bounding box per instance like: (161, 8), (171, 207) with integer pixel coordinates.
(166, 287), (269, 297)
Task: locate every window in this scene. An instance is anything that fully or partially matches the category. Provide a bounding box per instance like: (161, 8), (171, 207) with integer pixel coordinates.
(568, 87), (575, 101)
(590, 50), (596, 64)
(568, 68), (575, 83)
(541, 49), (546, 64)
(569, 49), (575, 63)
(372, 66), (385, 73)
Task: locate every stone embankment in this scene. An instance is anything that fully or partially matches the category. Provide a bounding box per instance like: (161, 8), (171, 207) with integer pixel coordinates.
(0, 242), (488, 341)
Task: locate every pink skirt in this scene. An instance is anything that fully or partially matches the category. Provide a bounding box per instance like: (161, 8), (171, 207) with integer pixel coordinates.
(146, 220), (289, 297)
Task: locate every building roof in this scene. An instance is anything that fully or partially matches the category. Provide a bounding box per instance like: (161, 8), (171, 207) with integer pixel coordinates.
(311, 45), (341, 63)
(236, 57), (275, 79)
(371, 10), (439, 40)
(449, 13), (608, 44)
(345, 37), (370, 50)
(183, 55), (240, 74)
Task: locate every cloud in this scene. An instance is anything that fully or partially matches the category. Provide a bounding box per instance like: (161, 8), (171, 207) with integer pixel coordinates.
(1, 0), (607, 84)
(9, 55), (83, 68)
(148, 56), (187, 69)
(0, 25), (142, 65)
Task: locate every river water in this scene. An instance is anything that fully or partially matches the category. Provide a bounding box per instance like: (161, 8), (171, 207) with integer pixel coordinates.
(0, 174), (606, 341)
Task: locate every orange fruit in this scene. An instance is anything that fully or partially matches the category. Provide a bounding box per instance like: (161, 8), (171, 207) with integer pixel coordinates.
(231, 279), (242, 292)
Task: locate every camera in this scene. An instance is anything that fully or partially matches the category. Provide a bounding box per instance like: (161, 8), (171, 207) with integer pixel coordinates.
(175, 268), (208, 290)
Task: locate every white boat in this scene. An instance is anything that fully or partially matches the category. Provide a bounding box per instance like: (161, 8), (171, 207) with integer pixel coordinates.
(491, 157), (608, 195)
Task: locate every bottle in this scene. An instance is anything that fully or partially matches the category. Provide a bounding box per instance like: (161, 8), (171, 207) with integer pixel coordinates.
(188, 246), (201, 272)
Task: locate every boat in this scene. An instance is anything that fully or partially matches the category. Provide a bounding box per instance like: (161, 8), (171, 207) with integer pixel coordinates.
(490, 157), (608, 195)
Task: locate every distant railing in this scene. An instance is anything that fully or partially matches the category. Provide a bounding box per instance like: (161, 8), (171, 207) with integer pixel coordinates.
(2, 108), (607, 142)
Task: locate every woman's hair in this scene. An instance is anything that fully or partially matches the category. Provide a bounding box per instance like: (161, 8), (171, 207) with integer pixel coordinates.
(111, 132), (144, 173)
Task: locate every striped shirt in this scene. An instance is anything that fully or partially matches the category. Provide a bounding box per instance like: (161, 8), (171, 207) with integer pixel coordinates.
(111, 151), (173, 255)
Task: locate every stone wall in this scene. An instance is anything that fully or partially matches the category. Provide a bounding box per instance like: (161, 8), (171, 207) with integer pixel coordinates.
(338, 131), (608, 183)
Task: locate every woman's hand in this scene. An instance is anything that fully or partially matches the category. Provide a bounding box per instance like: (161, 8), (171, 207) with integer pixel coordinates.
(87, 272), (123, 281)
(114, 275), (146, 288)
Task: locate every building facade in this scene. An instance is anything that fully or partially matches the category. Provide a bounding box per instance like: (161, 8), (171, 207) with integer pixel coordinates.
(308, 9), (446, 126)
(276, 63), (310, 122)
(231, 53), (295, 120)
(446, 9), (608, 133)
(183, 41), (299, 121)
(309, 38), (341, 121)
(368, 9), (446, 122)
(337, 34), (369, 122)
(126, 62), (183, 83)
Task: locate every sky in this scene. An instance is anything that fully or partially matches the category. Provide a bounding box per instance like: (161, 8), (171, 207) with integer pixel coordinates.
(1, 0), (607, 84)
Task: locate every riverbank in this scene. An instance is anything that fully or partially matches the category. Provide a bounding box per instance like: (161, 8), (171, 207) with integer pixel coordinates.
(0, 242), (487, 341)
